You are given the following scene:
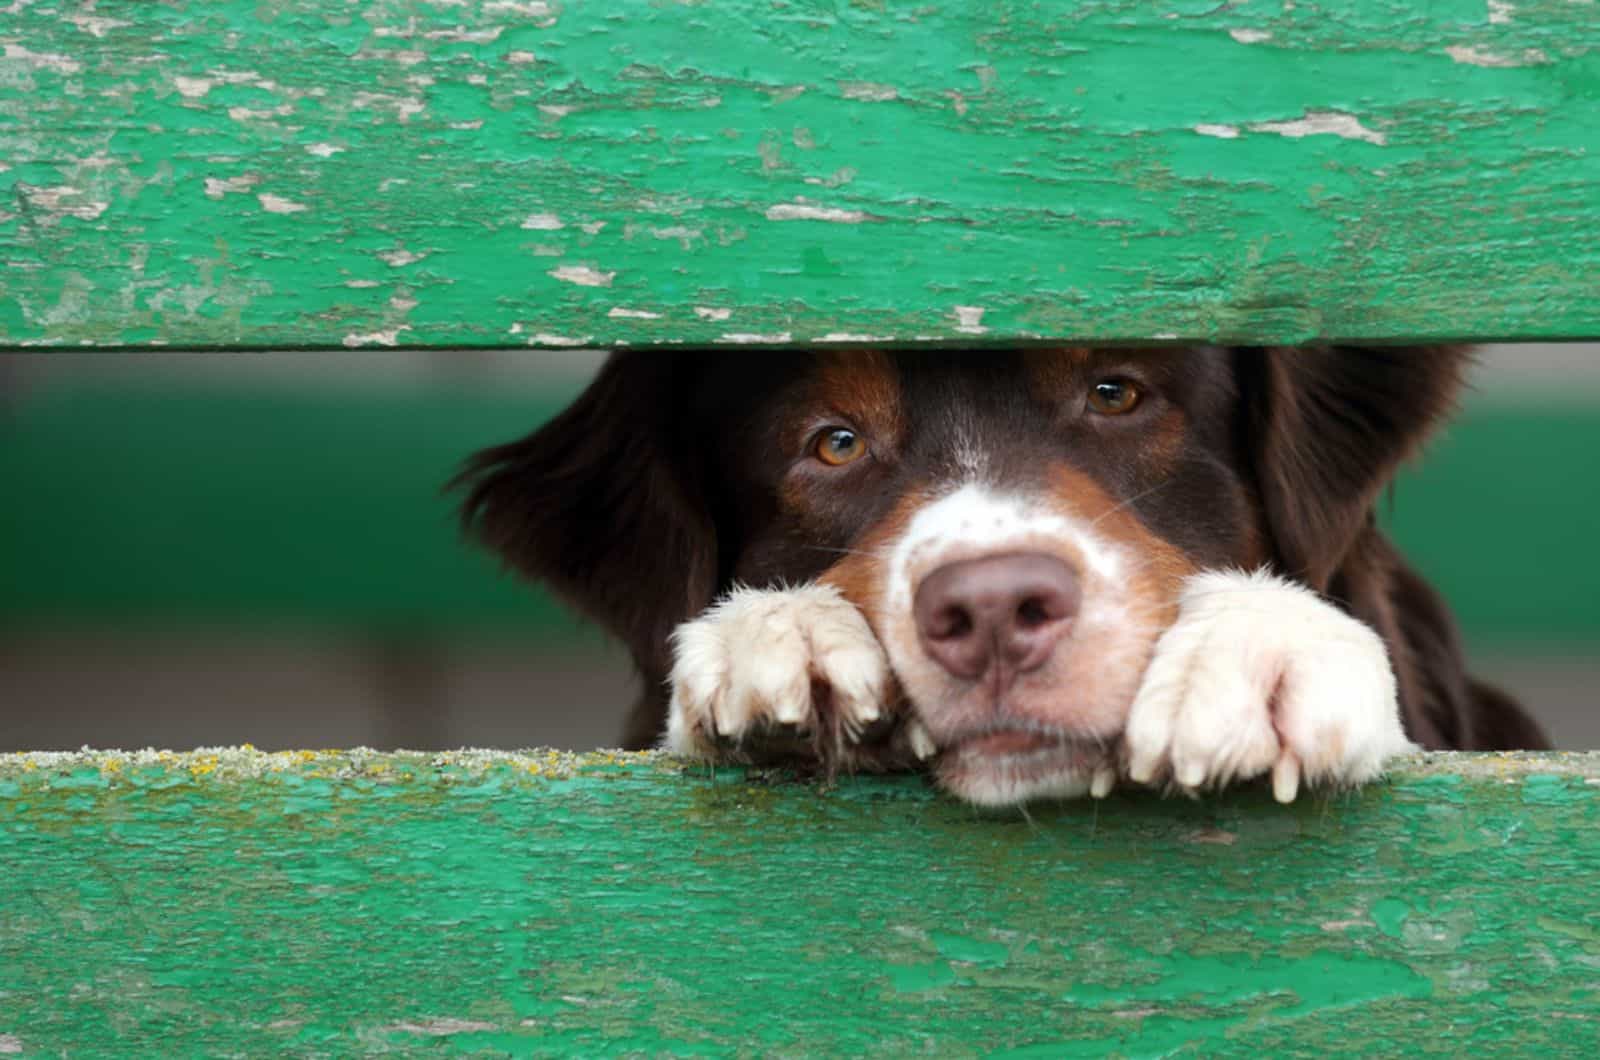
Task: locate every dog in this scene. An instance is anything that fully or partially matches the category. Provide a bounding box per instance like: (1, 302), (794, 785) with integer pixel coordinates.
(454, 347), (1549, 806)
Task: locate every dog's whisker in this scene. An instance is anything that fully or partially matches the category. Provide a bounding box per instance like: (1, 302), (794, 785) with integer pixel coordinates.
(1090, 477), (1179, 527)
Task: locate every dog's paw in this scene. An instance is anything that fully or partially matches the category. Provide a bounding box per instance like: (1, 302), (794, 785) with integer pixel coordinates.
(1123, 569), (1417, 803)
(664, 584), (905, 765)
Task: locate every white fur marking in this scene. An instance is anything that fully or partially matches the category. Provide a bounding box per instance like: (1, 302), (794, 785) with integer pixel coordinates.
(885, 484), (1123, 618)
(1124, 569), (1415, 801)
(665, 584), (892, 756)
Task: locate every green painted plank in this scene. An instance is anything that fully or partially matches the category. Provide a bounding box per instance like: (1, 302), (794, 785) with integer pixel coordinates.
(2, 749), (1597, 1055)
(2, 2), (1596, 348)
(5, 381), (1599, 640)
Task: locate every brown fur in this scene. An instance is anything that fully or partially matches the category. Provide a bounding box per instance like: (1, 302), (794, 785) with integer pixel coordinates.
(453, 348), (1549, 754)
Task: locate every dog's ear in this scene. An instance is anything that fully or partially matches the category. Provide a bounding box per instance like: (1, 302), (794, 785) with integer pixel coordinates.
(452, 351), (717, 676)
(1242, 346), (1473, 589)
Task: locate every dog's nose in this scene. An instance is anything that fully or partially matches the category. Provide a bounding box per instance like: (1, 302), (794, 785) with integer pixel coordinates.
(913, 553), (1081, 685)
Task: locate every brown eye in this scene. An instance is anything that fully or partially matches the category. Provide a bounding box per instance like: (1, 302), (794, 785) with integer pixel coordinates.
(1088, 379), (1143, 416)
(814, 427), (867, 467)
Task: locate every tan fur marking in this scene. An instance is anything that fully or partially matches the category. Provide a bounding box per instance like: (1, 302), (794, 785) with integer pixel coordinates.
(1023, 347), (1094, 404)
(1046, 463), (1197, 621)
(813, 350), (905, 447)
(818, 487), (923, 612)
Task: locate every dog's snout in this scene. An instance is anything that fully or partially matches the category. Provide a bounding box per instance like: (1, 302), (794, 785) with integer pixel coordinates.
(913, 553), (1081, 686)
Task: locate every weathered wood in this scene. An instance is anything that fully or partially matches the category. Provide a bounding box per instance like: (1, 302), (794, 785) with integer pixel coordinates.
(3, 748), (1597, 1054)
(2, 2), (1596, 348)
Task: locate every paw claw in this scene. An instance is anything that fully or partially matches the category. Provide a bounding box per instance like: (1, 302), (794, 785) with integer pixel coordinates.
(1090, 766), (1116, 800)
(1126, 754), (1158, 786)
(1124, 569), (1410, 800)
(771, 697), (808, 727)
(1272, 753), (1301, 805)
(665, 584), (894, 762)
(1176, 761), (1206, 790)
(908, 721), (938, 761)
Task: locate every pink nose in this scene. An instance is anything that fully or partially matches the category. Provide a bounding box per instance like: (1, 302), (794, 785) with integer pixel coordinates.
(913, 553), (1081, 687)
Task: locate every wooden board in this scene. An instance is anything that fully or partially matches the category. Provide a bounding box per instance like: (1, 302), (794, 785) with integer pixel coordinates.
(2, 1), (1597, 348)
(3, 748), (1598, 1054)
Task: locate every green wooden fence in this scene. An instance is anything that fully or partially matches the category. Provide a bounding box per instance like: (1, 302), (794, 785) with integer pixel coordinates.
(2, 1), (1596, 348)
(3, 750), (1598, 1055)
(4, 1), (1599, 1054)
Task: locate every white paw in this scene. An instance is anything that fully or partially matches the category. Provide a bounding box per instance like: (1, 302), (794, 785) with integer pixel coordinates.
(664, 584), (896, 759)
(1124, 569), (1417, 803)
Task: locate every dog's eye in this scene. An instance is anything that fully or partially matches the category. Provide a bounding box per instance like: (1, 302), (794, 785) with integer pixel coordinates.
(814, 427), (868, 467)
(1088, 379), (1143, 416)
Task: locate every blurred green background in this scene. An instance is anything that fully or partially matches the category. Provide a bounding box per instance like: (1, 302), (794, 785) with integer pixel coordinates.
(2, 349), (1597, 751)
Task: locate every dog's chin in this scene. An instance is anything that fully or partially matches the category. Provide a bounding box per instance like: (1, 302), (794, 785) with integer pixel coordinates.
(932, 730), (1109, 808)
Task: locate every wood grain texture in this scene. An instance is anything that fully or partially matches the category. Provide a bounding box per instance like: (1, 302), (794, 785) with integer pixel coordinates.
(3, 748), (1598, 1055)
(2, 1), (1596, 348)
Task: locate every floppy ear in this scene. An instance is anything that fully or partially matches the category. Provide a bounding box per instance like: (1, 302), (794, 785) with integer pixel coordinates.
(452, 351), (718, 677)
(1242, 346), (1473, 589)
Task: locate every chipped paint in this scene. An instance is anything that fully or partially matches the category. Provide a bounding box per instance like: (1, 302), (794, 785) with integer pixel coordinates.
(765, 203), (872, 223)
(0, 1), (1595, 347)
(721, 331), (793, 343)
(64, 13), (130, 37)
(520, 213), (564, 230)
(1445, 45), (1548, 67)
(954, 306), (988, 335)
(1250, 110), (1387, 146)
(648, 225), (702, 244)
(204, 176), (259, 199)
(257, 193), (307, 214)
(694, 307), (732, 321)
(2, 44), (80, 74)
(839, 81), (898, 102)
(548, 265), (615, 287)
(381, 1020), (500, 1037)
(227, 104), (296, 122)
(1, 750), (1598, 1053)
(607, 307), (661, 319)
(528, 332), (592, 347)
(378, 248), (427, 267)
(342, 326), (410, 347)
(16, 185), (108, 223)
(173, 76), (213, 99)
(485, 0), (558, 19)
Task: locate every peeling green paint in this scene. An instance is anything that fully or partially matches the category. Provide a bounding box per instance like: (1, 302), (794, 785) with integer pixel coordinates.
(2, 749), (1598, 1054)
(2, 1), (1596, 348)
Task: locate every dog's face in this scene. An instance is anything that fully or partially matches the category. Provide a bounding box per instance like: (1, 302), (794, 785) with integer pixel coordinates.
(458, 347), (1469, 796)
(698, 350), (1261, 794)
